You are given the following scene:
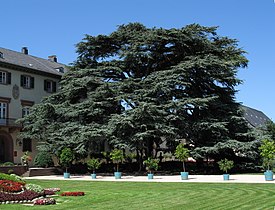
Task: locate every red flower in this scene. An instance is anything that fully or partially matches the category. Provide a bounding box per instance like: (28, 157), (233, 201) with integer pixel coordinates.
(60, 192), (85, 196)
(0, 180), (24, 193)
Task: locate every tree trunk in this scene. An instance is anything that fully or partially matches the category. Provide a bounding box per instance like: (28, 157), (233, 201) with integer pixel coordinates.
(183, 161), (186, 172)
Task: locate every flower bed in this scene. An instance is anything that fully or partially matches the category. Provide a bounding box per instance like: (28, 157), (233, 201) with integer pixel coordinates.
(0, 173), (26, 183)
(0, 190), (39, 203)
(0, 180), (24, 193)
(33, 198), (56, 205)
(0, 174), (61, 204)
(60, 192), (85, 196)
(44, 189), (56, 196)
(44, 188), (60, 192)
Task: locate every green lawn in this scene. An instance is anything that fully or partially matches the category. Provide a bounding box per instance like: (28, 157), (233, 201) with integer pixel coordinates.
(2, 180), (275, 210)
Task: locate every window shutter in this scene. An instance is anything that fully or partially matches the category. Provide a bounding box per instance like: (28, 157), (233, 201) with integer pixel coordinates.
(7, 72), (11, 84)
(30, 77), (34, 88)
(20, 75), (24, 87)
(44, 80), (47, 91)
(52, 81), (57, 92)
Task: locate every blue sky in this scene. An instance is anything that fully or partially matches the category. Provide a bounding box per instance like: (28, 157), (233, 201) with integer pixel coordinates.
(1, 0), (275, 120)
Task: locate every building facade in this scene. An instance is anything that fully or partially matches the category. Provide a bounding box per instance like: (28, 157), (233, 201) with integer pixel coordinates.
(0, 47), (67, 165)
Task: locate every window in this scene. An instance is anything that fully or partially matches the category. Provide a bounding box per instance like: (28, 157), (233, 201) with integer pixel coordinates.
(0, 97), (10, 125)
(0, 103), (7, 119)
(44, 80), (57, 93)
(0, 71), (11, 85)
(22, 138), (32, 152)
(21, 75), (34, 89)
(22, 107), (31, 117)
(55, 67), (64, 73)
(21, 100), (34, 117)
(0, 102), (7, 125)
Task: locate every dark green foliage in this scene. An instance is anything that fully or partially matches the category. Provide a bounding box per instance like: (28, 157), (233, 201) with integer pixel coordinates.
(265, 121), (275, 140)
(34, 151), (54, 168)
(19, 22), (256, 168)
(19, 68), (121, 158)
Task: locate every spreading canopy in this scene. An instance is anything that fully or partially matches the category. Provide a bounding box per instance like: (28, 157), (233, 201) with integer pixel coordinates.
(20, 23), (256, 164)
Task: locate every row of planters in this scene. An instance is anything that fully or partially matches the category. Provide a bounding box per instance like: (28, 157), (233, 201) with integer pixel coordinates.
(59, 138), (275, 181)
(59, 145), (234, 181)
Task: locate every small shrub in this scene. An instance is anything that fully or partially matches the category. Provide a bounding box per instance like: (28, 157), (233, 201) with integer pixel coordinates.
(59, 148), (74, 173)
(87, 158), (101, 174)
(110, 149), (124, 172)
(174, 144), (189, 172)
(218, 159), (234, 174)
(259, 139), (275, 171)
(143, 157), (159, 174)
(34, 151), (54, 168)
(9, 174), (25, 183)
(7, 169), (14, 174)
(25, 184), (44, 194)
(1, 162), (14, 166)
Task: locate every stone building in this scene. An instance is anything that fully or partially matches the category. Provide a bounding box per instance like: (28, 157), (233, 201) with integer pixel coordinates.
(0, 47), (67, 165)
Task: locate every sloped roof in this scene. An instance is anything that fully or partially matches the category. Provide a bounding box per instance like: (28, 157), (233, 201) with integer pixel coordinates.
(0, 47), (67, 77)
(242, 105), (271, 128)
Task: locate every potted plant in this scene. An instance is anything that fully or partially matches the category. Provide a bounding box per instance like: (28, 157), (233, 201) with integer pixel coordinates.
(87, 158), (101, 179)
(259, 138), (275, 181)
(59, 148), (74, 178)
(143, 157), (159, 179)
(174, 144), (189, 180)
(21, 151), (32, 166)
(217, 158), (234, 180)
(110, 149), (124, 179)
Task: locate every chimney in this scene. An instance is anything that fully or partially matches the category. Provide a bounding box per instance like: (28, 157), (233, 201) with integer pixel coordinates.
(21, 47), (28, 55)
(48, 55), (57, 62)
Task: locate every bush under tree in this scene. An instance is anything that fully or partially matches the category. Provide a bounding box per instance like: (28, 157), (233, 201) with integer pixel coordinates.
(34, 151), (54, 168)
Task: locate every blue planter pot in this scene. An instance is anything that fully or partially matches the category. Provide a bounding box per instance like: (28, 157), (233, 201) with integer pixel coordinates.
(63, 172), (70, 178)
(264, 170), (273, 181)
(114, 172), (122, 179)
(91, 173), (96, 179)
(181, 172), (189, 180)
(148, 173), (154, 179)
(223, 174), (230, 180)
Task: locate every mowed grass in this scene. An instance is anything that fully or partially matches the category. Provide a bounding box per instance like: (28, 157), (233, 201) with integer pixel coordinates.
(2, 180), (275, 210)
